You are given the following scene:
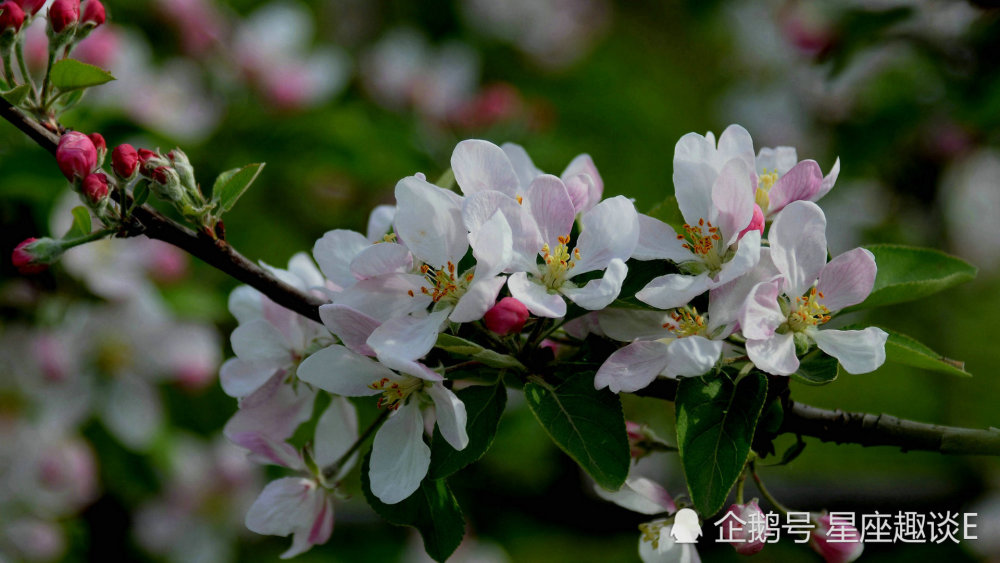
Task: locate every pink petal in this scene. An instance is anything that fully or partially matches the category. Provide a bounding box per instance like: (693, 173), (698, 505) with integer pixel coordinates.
(816, 248), (877, 312)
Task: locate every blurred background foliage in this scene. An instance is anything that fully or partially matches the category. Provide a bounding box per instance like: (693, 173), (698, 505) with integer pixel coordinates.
(2, 0), (1000, 561)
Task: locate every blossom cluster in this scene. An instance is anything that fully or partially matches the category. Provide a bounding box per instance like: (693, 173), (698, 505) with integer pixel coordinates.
(220, 124), (888, 559)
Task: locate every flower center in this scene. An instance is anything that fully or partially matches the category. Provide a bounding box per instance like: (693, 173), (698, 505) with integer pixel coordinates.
(787, 288), (831, 332)
(663, 306), (708, 338)
(377, 233), (397, 243)
(418, 262), (474, 304)
(368, 376), (425, 410)
(677, 218), (723, 271)
(638, 519), (671, 551)
(540, 235), (580, 289)
(755, 169), (779, 213)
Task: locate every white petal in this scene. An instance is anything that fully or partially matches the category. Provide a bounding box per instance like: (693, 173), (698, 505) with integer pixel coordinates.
(663, 336), (723, 378)
(633, 214), (690, 262)
(636, 273), (712, 310)
(525, 174), (576, 246)
(710, 158), (754, 245)
(314, 397), (360, 477)
(245, 478), (331, 559)
(717, 124), (756, 173)
(594, 477), (676, 514)
(767, 160), (823, 215)
(318, 304), (379, 356)
(673, 132), (717, 225)
(231, 319), (290, 363)
(366, 204), (396, 241)
(562, 258), (628, 310)
(811, 327), (888, 374)
(597, 308), (675, 342)
(709, 247), (778, 334)
(368, 311), (448, 380)
(313, 229), (370, 289)
(769, 201), (827, 297)
(756, 146), (798, 175)
(816, 248), (877, 312)
(451, 139), (519, 197)
(287, 252), (326, 291)
(220, 358), (278, 398)
(229, 285), (263, 324)
(501, 142), (542, 189)
(297, 345), (394, 396)
(463, 190), (542, 271)
(394, 175), (468, 267)
(713, 230), (760, 287)
(469, 210), (513, 281)
(350, 243), (413, 280)
(739, 278), (785, 340)
(814, 157), (840, 201)
(333, 273), (431, 322)
(561, 153), (603, 213)
(573, 196), (639, 274)
(450, 276), (507, 323)
(746, 333), (798, 376)
(507, 272), (566, 318)
(594, 340), (671, 393)
(369, 401), (431, 504)
(426, 383), (469, 450)
(225, 372), (315, 449)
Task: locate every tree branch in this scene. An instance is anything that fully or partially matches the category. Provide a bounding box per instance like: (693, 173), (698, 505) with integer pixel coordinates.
(0, 96), (324, 323)
(4, 97), (999, 456)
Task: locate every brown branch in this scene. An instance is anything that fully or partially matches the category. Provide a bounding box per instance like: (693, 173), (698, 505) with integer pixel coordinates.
(4, 95), (1000, 455)
(0, 96), (324, 323)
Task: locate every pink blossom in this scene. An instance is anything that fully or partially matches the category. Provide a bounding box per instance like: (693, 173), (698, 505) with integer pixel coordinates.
(484, 297), (529, 335)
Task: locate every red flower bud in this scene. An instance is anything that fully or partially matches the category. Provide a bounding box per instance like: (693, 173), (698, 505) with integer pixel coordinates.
(138, 148), (158, 165)
(111, 143), (138, 178)
(56, 131), (97, 180)
(14, 0), (45, 16)
(87, 132), (105, 153)
(810, 513), (863, 563)
(0, 1), (25, 33)
(80, 0), (103, 26)
(82, 172), (108, 202)
(720, 501), (769, 555)
(151, 166), (169, 184)
(484, 297), (529, 336)
(12, 237), (54, 274)
(48, 0), (79, 34)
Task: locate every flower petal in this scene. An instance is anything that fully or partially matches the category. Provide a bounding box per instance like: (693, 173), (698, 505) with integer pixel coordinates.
(463, 191), (542, 271)
(231, 319), (290, 363)
(636, 272), (711, 310)
(369, 401), (430, 504)
(767, 160), (823, 216)
(312, 229), (369, 289)
(318, 304), (379, 356)
(814, 157), (840, 201)
(469, 210), (513, 281)
(508, 272), (567, 318)
(594, 476), (676, 514)
(245, 477), (331, 559)
(561, 258), (628, 310)
(451, 139), (519, 197)
(717, 124), (756, 173)
(350, 243), (413, 280)
(633, 214), (690, 262)
(711, 158), (754, 246)
(811, 327), (888, 374)
(333, 273), (431, 322)
(314, 396), (360, 478)
(573, 196), (639, 274)
(597, 308), (675, 342)
(297, 345), (394, 396)
(816, 248), (877, 313)
(747, 333), (798, 376)
(713, 230), (761, 287)
(394, 175), (468, 267)
(229, 285), (263, 324)
(220, 358), (278, 398)
(769, 200), (827, 297)
(739, 277), (786, 340)
(368, 311), (449, 381)
(450, 275), (507, 323)
(366, 204), (396, 241)
(501, 142), (541, 189)
(594, 340), (671, 393)
(426, 383), (469, 450)
(756, 146), (798, 175)
(561, 153), (603, 213)
(663, 336), (723, 378)
(525, 174), (575, 246)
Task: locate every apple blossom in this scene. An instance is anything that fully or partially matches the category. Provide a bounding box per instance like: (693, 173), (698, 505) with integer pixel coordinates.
(810, 513), (863, 563)
(55, 132), (98, 180)
(484, 297), (529, 336)
(754, 145), (840, 219)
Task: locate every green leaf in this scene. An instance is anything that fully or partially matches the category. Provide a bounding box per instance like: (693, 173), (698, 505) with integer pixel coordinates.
(429, 384), (507, 479)
(64, 206), (92, 239)
(361, 454), (465, 563)
(646, 195), (684, 232)
(841, 245), (977, 313)
(882, 327), (971, 377)
(49, 59), (115, 92)
(3, 84), (32, 105)
(676, 372), (768, 516)
(434, 168), (455, 190)
(211, 163), (265, 214)
(524, 373), (630, 491)
(791, 350), (840, 386)
(132, 182), (150, 207)
(435, 334), (526, 371)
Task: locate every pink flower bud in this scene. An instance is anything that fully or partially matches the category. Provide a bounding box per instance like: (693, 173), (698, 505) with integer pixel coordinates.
(739, 203), (765, 239)
(56, 131), (97, 180)
(484, 297), (529, 336)
(12, 237), (62, 274)
(720, 500), (768, 555)
(138, 148), (158, 165)
(48, 0), (79, 33)
(82, 172), (108, 202)
(810, 513), (863, 563)
(625, 420), (647, 458)
(151, 166), (169, 184)
(14, 0), (45, 16)
(80, 0), (103, 26)
(0, 1), (26, 33)
(111, 143), (138, 178)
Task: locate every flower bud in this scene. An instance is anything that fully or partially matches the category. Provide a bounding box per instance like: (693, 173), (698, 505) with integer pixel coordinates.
(150, 166), (184, 202)
(80, 0), (103, 27)
(15, 0), (45, 16)
(0, 1), (26, 33)
(47, 0), (79, 34)
(111, 143), (138, 178)
(81, 172), (108, 202)
(167, 148), (197, 192)
(88, 132), (106, 163)
(739, 204), (765, 240)
(55, 131), (97, 180)
(484, 297), (529, 336)
(721, 500), (768, 555)
(810, 513), (863, 563)
(12, 237), (62, 274)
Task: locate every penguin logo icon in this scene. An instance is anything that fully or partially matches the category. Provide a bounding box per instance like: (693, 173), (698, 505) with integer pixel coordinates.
(670, 508), (702, 544)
